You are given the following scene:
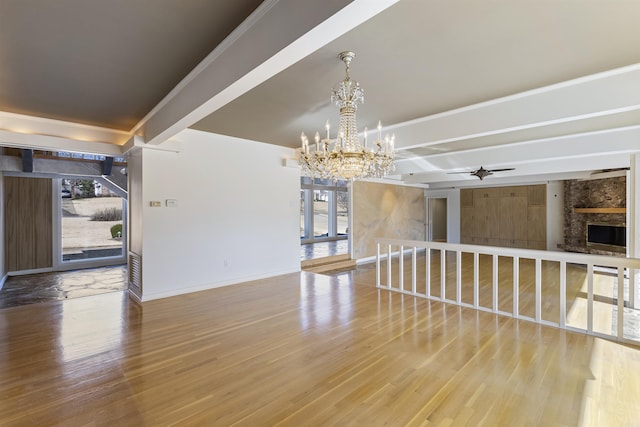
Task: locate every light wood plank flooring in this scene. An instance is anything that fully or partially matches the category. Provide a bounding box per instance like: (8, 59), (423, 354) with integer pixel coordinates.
(1, 268), (639, 425)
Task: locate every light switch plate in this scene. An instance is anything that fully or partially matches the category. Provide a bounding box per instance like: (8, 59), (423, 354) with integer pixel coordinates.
(150, 201), (161, 207)
(166, 199), (178, 207)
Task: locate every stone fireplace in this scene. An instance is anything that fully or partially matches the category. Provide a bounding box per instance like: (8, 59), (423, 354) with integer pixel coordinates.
(564, 176), (626, 256)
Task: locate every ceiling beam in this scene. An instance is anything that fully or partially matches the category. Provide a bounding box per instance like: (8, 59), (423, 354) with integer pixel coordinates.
(102, 157), (114, 176)
(21, 149), (33, 173)
(136, 0), (401, 146)
(0, 129), (123, 157)
(390, 63), (640, 151)
(0, 111), (130, 146)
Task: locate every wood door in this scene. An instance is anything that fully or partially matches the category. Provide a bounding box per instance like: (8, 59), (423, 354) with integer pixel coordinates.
(4, 176), (53, 271)
(460, 207), (474, 241)
(528, 185), (546, 206)
(527, 206), (547, 242)
(460, 189), (473, 207)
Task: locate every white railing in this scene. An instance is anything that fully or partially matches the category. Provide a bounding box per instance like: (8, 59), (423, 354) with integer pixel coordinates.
(375, 238), (640, 345)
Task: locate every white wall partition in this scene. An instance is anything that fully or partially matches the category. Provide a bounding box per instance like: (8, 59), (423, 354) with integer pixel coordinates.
(376, 238), (640, 345)
(0, 172), (5, 288)
(138, 129), (300, 301)
(546, 181), (564, 251)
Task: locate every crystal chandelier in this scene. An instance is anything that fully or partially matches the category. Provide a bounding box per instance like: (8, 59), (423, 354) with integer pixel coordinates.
(299, 51), (395, 181)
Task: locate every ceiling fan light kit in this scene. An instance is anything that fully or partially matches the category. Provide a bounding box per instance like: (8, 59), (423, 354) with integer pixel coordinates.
(449, 166), (516, 180)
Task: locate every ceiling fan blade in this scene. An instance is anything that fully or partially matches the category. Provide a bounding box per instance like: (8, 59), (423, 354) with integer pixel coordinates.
(487, 168), (515, 172)
(447, 171), (474, 174)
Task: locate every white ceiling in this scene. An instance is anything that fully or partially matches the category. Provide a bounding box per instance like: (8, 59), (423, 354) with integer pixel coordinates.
(1, 0), (640, 187)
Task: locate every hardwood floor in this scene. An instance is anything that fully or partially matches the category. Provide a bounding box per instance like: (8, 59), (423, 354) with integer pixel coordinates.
(1, 268), (639, 425)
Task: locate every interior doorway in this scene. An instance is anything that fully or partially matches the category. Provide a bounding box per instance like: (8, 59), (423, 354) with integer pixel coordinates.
(428, 198), (447, 242)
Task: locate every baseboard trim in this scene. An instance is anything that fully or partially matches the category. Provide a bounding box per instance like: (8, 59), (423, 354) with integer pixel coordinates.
(139, 268), (300, 302)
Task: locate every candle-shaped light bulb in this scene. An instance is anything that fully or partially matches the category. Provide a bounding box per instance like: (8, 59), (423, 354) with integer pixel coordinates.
(301, 132), (307, 153)
(364, 127), (368, 148)
(325, 120), (330, 139)
(314, 132), (320, 144)
(390, 134), (395, 152)
(377, 120), (382, 141)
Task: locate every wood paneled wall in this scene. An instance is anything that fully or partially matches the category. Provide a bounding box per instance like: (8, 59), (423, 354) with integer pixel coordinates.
(460, 184), (546, 249)
(4, 176), (53, 271)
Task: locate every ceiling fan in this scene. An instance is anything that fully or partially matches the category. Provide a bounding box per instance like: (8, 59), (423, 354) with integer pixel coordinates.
(448, 166), (515, 180)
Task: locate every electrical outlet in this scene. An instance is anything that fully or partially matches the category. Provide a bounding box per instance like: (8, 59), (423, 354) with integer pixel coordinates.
(149, 201), (161, 207)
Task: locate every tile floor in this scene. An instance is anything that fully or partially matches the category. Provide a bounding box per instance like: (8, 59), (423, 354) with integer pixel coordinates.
(1, 242), (345, 310)
(0, 265), (128, 309)
(300, 240), (349, 261)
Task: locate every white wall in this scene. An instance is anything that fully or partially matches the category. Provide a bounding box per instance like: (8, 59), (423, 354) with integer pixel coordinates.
(0, 172), (5, 289)
(139, 129), (300, 300)
(424, 188), (460, 243)
(546, 181), (565, 251)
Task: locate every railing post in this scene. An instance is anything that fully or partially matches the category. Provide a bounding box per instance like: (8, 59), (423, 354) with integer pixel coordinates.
(587, 263), (594, 334)
(559, 261), (566, 328)
(412, 247), (417, 294)
(618, 266), (625, 340)
(513, 256), (519, 318)
(492, 254), (498, 312)
(535, 258), (542, 322)
(376, 242), (381, 288)
(473, 252), (479, 308)
(440, 249), (446, 300)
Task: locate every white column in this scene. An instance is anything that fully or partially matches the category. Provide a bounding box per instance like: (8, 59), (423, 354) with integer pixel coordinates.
(628, 154), (640, 308)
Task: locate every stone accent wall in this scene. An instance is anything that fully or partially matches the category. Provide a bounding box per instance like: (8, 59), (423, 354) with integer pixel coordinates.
(564, 176), (626, 256)
(352, 181), (425, 259)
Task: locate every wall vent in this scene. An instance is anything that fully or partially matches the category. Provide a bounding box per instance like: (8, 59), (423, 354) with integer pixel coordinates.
(128, 252), (142, 295)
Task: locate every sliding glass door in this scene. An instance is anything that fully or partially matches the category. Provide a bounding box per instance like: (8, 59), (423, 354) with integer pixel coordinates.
(60, 178), (126, 263)
(300, 177), (349, 243)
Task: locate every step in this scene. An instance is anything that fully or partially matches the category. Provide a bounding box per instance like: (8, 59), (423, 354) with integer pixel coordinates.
(301, 254), (351, 269)
(303, 258), (357, 274)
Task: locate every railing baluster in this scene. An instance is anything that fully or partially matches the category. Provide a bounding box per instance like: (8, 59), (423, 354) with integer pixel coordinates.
(535, 258), (542, 322)
(399, 245), (404, 292)
(492, 254), (498, 312)
(376, 243), (380, 288)
(587, 263), (594, 334)
(513, 256), (519, 318)
(618, 266), (625, 340)
(412, 247), (417, 294)
(440, 249), (445, 300)
(630, 268), (637, 310)
(473, 252), (479, 308)
(559, 261), (566, 328)
(456, 251), (462, 304)
(387, 244), (392, 290)
(426, 248), (431, 297)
